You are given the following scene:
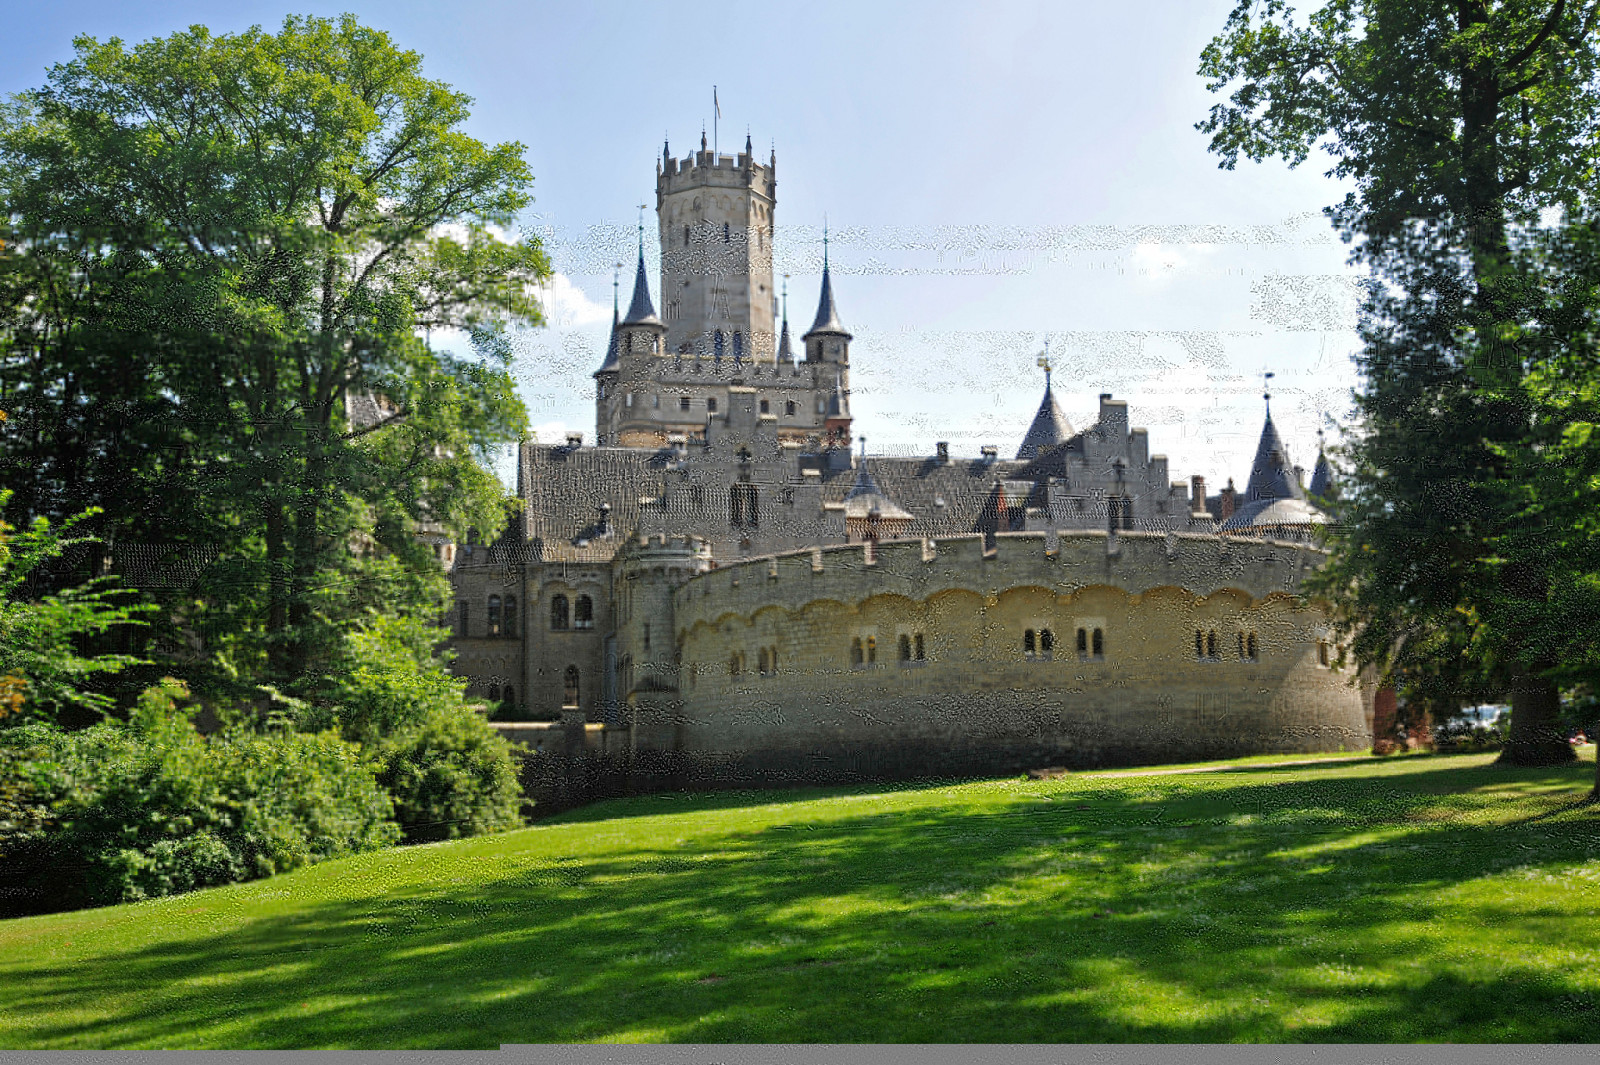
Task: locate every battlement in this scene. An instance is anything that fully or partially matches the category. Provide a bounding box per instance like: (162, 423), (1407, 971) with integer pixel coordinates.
(659, 150), (774, 197)
(673, 530), (1331, 639)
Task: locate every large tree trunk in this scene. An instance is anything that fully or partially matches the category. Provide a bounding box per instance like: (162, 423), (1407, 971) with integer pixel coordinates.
(1497, 671), (1574, 766)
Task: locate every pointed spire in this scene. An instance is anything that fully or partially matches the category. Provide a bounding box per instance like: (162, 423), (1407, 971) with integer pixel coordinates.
(701, 127), (707, 151)
(805, 222), (850, 338)
(663, 136), (670, 162)
(622, 209), (661, 326)
(826, 372), (850, 421)
(1016, 354), (1074, 461)
(593, 263), (623, 377)
(1244, 398), (1305, 503)
(745, 130), (752, 155)
(1309, 428), (1335, 501)
(777, 275), (793, 363)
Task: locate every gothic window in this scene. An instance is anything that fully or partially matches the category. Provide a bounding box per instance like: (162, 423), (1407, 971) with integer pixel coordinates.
(1024, 629), (1036, 656)
(574, 595), (593, 630)
(715, 330), (724, 358)
(458, 601), (469, 636)
(505, 595), (517, 637)
(786, 400), (796, 416)
(899, 634), (912, 663)
(551, 594), (570, 631)
(562, 666), (580, 708)
(1093, 628), (1104, 657)
(851, 637), (864, 668)
(1040, 628), (1054, 657)
(733, 332), (743, 359)
(487, 595), (501, 637)
(915, 633), (926, 661)
(680, 395), (692, 411)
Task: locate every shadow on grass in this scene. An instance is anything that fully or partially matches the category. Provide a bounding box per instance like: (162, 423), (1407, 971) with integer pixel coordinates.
(4, 758), (1599, 1047)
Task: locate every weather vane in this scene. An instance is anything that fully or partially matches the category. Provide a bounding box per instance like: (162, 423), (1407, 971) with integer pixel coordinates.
(1037, 338), (1052, 391)
(1262, 370), (1275, 411)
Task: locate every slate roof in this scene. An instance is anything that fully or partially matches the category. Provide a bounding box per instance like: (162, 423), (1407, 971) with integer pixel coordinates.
(1309, 449), (1334, 500)
(622, 247), (661, 327)
(1244, 409), (1306, 503)
(1015, 384), (1074, 460)
(843, 461), (914, 521)
(804, 261), (849, 338)
(594, 307), (621, 376)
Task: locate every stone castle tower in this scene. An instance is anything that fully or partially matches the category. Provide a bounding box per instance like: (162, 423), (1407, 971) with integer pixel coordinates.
(594, 132), (852, 456)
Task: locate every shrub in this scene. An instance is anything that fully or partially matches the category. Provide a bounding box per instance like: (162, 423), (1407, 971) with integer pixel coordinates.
(0, 679), (399, 916)
(375, 704), (526, 843)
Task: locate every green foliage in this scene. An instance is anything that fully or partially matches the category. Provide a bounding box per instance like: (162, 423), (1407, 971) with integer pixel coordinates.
(1200, 1), (1600, 766)
(0, 13), (548, 692)
(374, 703), (525, 844)
(0, 678), (398, 917)
(0, 490), (156, 726)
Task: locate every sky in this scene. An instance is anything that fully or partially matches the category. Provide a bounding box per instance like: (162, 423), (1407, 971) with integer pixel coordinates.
(5, 0), (1367, 492)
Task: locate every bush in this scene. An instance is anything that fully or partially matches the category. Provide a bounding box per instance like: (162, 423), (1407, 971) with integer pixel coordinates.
(0, 679), (399, 916)
(375, 704), (526, 843)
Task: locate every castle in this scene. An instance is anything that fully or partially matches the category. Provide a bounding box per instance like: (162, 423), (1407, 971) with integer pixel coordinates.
(445, 132), (1372, 794)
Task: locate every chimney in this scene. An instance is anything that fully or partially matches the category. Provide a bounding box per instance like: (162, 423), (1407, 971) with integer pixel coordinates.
(1220, 478), (1237, 520)
(596, 502), (611, 536)
(936, 441), (950, 465)
(980, 445), (998, 461)
(565, 431), (583, 448)
(1190, 475), (1206, 513)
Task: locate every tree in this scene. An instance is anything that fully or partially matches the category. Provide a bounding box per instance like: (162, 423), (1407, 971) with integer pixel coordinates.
(1199, 0), (1600, 766)
(0, 485), (155, 727)
(0, 15), (548, 694)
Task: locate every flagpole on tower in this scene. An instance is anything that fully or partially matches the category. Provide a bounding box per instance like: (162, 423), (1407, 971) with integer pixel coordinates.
(713, 86), (720, 156)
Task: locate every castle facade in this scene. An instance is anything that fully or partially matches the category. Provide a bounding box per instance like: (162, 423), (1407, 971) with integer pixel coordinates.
(445, 133), (1372, 791)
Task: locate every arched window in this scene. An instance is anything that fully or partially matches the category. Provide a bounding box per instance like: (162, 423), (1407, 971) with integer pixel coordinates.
(786, 400), (796, 416)
(729, 653), (741, 676)
(866, 636), (876, 664)
(562, 666), (580, 708)
(1040, 629), (1054, 656)
(488, 684), (501, 703)
(723, 222), (730, 242)
(1195, 630), (1205, 659)
(1205, 630), (1217, 658)
(733, 332), (743, 359)
(551, 594), (570, 631)
(715, 330), (724, 358)
(769, 647), (778, 673)
(574, 595), (593, 630)
(504, 595), (517, 637)
(899, 634), (912, 662)
(1024, 629), (1036, 656)
(759, 648), (770, 674)
(851, 637), (864, 667)
(914, 633), (925, 660)
(1078, 628), (1089, 655)
(1246, 632), (1258, 660)
(487, 595), (501, 636)
(1093, 628), (1104, 656)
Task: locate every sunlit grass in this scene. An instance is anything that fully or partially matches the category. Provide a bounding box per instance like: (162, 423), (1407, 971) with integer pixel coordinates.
(1, 750), (1597, 1046)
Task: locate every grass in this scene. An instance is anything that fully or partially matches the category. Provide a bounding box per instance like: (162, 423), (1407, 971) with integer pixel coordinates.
(2, 749), (1598, 1046)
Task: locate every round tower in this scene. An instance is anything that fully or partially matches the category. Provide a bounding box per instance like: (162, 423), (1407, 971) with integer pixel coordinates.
(656, 132), (777, 362)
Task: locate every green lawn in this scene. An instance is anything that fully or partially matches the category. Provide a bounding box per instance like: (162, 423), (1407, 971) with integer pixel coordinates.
(3, 750), (1598, 1046)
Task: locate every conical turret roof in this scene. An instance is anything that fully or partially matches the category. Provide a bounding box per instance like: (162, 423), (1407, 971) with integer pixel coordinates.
(593, 304), (621, 376)
(1016, 384), (1074, 460)
(1244, 408), (1306, 503)
(777, 315), (793, 363)
(805, 260), (850, 338)
(1309, 447), (1335, 500)
(621, 246), (661, 327)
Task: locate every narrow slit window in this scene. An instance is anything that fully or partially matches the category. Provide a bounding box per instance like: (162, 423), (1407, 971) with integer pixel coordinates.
(1093, 628), (1104, 657)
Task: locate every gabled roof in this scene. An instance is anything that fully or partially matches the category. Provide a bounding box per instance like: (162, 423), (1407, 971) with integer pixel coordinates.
(804, 261), (850, 338)
(1015, 385), (1074, 460)
(622, 247), (662, 327)
(1245, 409), (1306, 503)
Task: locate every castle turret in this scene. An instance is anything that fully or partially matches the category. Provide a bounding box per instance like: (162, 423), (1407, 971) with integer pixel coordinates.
(1016, 359), (1073, 460)
(802, 237), (851, 365)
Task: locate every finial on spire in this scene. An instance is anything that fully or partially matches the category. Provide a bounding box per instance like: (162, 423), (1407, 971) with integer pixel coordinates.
(859, 435), (866, 459)
(663, 135), (670, 161)
(1262, 370), (1275, 413)
(822, 216), (829, 270)
(612, 261), (622, 318)
(637, 204), (647, 252)
(701, 126), (707, 151)
(782, 274), (789, 321)
(1037, 339), (1053, 392)
(745, 129), (752, 155)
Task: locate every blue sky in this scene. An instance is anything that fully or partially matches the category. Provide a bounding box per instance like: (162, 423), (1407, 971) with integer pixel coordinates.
(6, 1), (1365, 490)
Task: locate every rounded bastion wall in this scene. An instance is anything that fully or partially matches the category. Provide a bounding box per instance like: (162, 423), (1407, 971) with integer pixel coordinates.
(655, 531), (1371, 784)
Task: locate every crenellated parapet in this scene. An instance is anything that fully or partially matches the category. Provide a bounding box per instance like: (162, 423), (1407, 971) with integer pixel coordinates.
(672, 530), (1329, 638)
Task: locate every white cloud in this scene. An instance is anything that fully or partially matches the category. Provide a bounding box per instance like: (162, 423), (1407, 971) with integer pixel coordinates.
(532, 274), (613, 328)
